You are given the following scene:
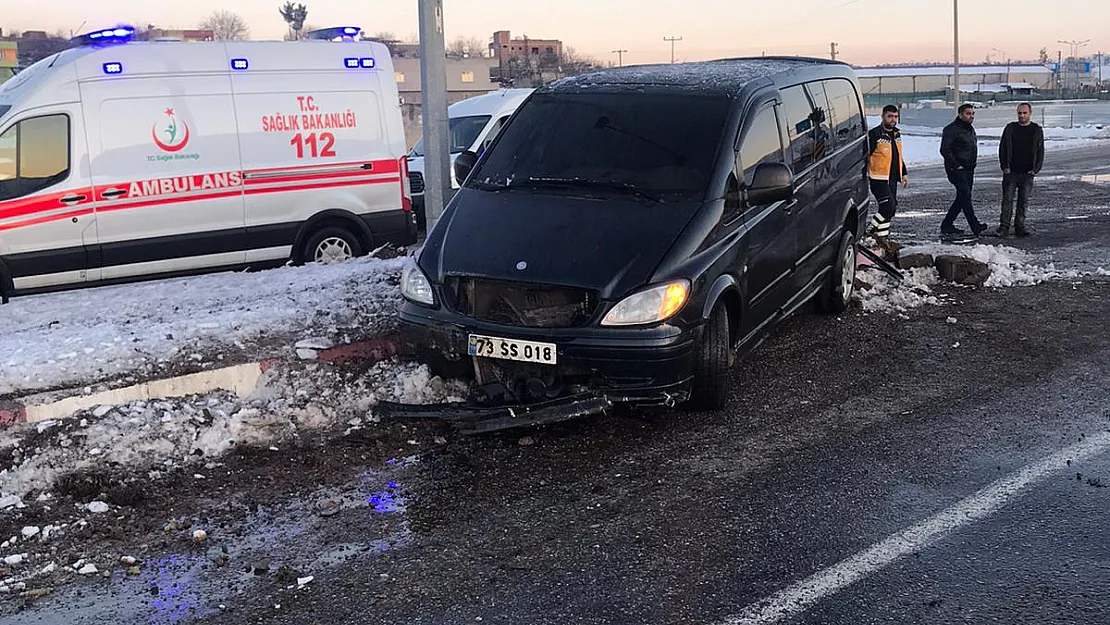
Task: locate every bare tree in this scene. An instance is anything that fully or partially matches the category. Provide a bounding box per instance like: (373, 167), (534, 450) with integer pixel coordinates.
(447, 36), (488, 59)
(279, 2), (309, 40)
(1039, 48), (1050, 64)
(200, 10), (250, 41)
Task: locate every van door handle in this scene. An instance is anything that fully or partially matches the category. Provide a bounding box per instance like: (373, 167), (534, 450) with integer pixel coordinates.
(60, 194), (88, 205)
(101, 188), (127, 199)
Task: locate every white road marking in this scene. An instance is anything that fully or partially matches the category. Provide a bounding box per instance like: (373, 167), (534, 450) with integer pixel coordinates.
(724, 431), (1110, 625)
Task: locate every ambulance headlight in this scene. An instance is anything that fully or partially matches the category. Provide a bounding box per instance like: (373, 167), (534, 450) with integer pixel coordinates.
(401, 260), (435, 306)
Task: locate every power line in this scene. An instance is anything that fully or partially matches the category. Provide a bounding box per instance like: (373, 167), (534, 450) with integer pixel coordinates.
(611, 49), (628, 67)
(661, 36), (679, 64)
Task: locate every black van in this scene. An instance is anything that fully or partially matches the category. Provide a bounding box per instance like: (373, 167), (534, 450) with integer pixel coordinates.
(397, 57), (870, 418)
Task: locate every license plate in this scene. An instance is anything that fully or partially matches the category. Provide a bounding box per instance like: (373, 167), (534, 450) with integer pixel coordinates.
(468, 334), (558, 365)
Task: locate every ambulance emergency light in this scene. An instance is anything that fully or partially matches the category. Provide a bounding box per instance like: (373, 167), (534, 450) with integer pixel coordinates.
(231, 58), (249, 71)
(306, 26), (362, 41)
(73, 26), (135, 47)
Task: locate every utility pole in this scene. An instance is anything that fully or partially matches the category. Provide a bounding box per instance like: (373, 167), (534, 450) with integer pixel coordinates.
(993, 47), (1010, 86)
(952, 0), (960, 107)
(611, 49), (627, 67)
(663, 36), (682, 64)
(418, 0), (451, 231)
(830, 42), (839, 61)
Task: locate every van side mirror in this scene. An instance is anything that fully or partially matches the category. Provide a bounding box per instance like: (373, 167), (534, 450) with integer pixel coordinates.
(454, 150), (478, 183)
(745, 162), (794, 206)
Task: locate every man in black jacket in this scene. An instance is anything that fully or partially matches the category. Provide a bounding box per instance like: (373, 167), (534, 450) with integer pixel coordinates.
(997, 103), (1045, 237)
(939, 104), (988, 237)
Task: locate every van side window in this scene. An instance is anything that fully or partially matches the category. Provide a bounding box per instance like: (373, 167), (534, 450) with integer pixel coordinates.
(804, 81), (835, 157)
(824, 78), (866, 143)
(779, 85), (817, 174)
(737, 105), (784, 187)
(0, 114), (70, 202)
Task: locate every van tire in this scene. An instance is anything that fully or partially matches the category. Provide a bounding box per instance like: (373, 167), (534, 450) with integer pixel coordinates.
(819, 231), (857, 315)
(304, 226), (364, 264)
(688, 306), (730, 412)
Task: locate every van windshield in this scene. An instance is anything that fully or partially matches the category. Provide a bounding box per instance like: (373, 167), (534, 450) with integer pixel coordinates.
(409, 115), (492, 157)
(468, 91), (730, 196)
(0, 105), (10, 121)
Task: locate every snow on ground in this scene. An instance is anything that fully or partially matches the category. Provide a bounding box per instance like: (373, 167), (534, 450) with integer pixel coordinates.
(855, 242), (1087, 313)
(866, 117), (1110, 167)
(0, 359), (467, 500)
(0, 257), (405, 397)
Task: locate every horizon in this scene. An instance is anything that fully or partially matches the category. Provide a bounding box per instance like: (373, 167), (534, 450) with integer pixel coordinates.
(2, 0), (1107, 67)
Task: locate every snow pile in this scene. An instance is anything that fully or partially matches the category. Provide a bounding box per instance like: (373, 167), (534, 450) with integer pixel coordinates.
(0, 360), (466, 498)
(0, 257), (406, 396)
(855, 243), (1085, 313)
(901, 243), (1083, 287)
(856, 266), (942, 313)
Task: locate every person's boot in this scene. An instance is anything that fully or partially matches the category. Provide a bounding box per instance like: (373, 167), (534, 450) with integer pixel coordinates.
(1015, 224), (1034, 237)
(996, 225), (1012, 238)
(971, 222), (990, 237)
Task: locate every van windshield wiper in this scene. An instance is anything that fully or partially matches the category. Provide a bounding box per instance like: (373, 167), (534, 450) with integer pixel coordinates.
(518, 177), (661, 202)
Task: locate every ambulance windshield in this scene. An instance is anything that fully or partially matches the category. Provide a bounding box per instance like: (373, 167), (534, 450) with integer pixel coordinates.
(0, 105), (10, 121)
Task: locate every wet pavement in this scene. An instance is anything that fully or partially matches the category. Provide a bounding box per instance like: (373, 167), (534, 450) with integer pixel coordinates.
(4, 149), (1110, 625)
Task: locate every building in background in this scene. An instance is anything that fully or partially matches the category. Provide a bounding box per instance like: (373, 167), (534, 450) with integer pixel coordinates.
(392, 57), (501, 147)
(0, 39), (17, 84)
(856, 64), (1056, 106)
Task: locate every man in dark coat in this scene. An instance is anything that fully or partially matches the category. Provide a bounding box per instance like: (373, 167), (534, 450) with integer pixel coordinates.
(997, 103), (1045, 237)
(939, 104), (988, 237)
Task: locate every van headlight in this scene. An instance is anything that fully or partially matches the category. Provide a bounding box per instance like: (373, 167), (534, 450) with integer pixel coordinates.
(601, 280), (690, 327)
(400, 260), (435, 305)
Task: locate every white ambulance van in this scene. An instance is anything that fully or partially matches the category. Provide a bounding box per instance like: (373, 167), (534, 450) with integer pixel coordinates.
(0, 26), (416, 300)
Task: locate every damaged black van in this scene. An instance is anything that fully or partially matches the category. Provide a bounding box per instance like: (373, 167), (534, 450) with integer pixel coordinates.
(397, 57), (870, 424)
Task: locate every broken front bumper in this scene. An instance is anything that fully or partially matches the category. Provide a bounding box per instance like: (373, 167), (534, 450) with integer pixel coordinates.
(389, 302), (700, 432)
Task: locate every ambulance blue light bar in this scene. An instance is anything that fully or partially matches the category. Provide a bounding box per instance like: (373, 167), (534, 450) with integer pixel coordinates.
(307, 26), (362, 41)
(231, 58), (249, 71)
(73, 26), (135, 47)
(344, 58), (360, 69)
(103, 62), (124, 75)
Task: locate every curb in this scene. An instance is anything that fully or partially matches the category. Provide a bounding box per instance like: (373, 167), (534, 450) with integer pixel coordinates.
(0, 335), (405, 429)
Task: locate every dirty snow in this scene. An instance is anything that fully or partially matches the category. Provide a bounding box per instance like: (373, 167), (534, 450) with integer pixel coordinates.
(855, 243), (1087, 313)
(0, 257), (405, 397)
(0, 360), (466, 499)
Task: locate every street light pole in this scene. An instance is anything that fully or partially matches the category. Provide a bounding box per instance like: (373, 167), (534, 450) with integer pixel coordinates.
(993, 47), (1010, 86)
(1058, 39), (1090, 92)
(952, 0), (960, 107)
(417, 0), (451, 232)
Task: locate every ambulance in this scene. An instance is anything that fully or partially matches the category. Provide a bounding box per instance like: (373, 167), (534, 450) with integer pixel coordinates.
(0, 26), (416, 300)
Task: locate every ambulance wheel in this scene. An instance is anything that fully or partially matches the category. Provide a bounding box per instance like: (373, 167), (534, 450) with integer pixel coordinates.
(305, 227), (363, 264)
(819, 230), (857, 315)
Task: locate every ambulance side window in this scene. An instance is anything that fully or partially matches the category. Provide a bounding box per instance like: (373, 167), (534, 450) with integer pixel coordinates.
(0, 114), (70, 202)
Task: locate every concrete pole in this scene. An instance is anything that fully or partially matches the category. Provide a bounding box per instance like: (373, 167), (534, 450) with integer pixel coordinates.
(952, 0), (960, 107)
(418, 0), (451, 231)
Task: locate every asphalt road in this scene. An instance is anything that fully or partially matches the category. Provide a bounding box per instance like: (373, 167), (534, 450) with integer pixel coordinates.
(6, 147), (1110, 625)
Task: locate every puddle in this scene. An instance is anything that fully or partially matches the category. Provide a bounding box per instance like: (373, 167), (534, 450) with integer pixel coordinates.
(2, 461), (417, 624)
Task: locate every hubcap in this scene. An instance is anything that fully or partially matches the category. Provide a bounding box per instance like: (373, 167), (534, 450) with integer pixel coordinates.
(841, 241), (857, 303)
(314, 237), (353, 263)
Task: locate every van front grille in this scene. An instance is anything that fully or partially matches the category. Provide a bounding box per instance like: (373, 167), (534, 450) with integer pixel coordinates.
(448, 277), (598, 329)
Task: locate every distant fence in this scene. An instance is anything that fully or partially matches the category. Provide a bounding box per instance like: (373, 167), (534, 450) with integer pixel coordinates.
(865, 90), (1110, 109)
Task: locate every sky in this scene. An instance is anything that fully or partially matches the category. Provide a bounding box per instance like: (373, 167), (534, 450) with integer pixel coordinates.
(2, 0), (1107, 67)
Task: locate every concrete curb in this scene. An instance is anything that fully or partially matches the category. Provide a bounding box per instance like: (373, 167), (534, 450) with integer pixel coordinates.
(0, 336), (405, 429)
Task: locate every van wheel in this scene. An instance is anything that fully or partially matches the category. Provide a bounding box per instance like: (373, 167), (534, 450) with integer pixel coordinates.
(304, 227), (363, 264)
(819, 230), (857, 315)
(688, 307), (730, 412)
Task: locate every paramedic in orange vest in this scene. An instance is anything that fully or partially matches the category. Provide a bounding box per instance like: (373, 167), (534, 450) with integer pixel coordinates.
(866, 105), (910, 244)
